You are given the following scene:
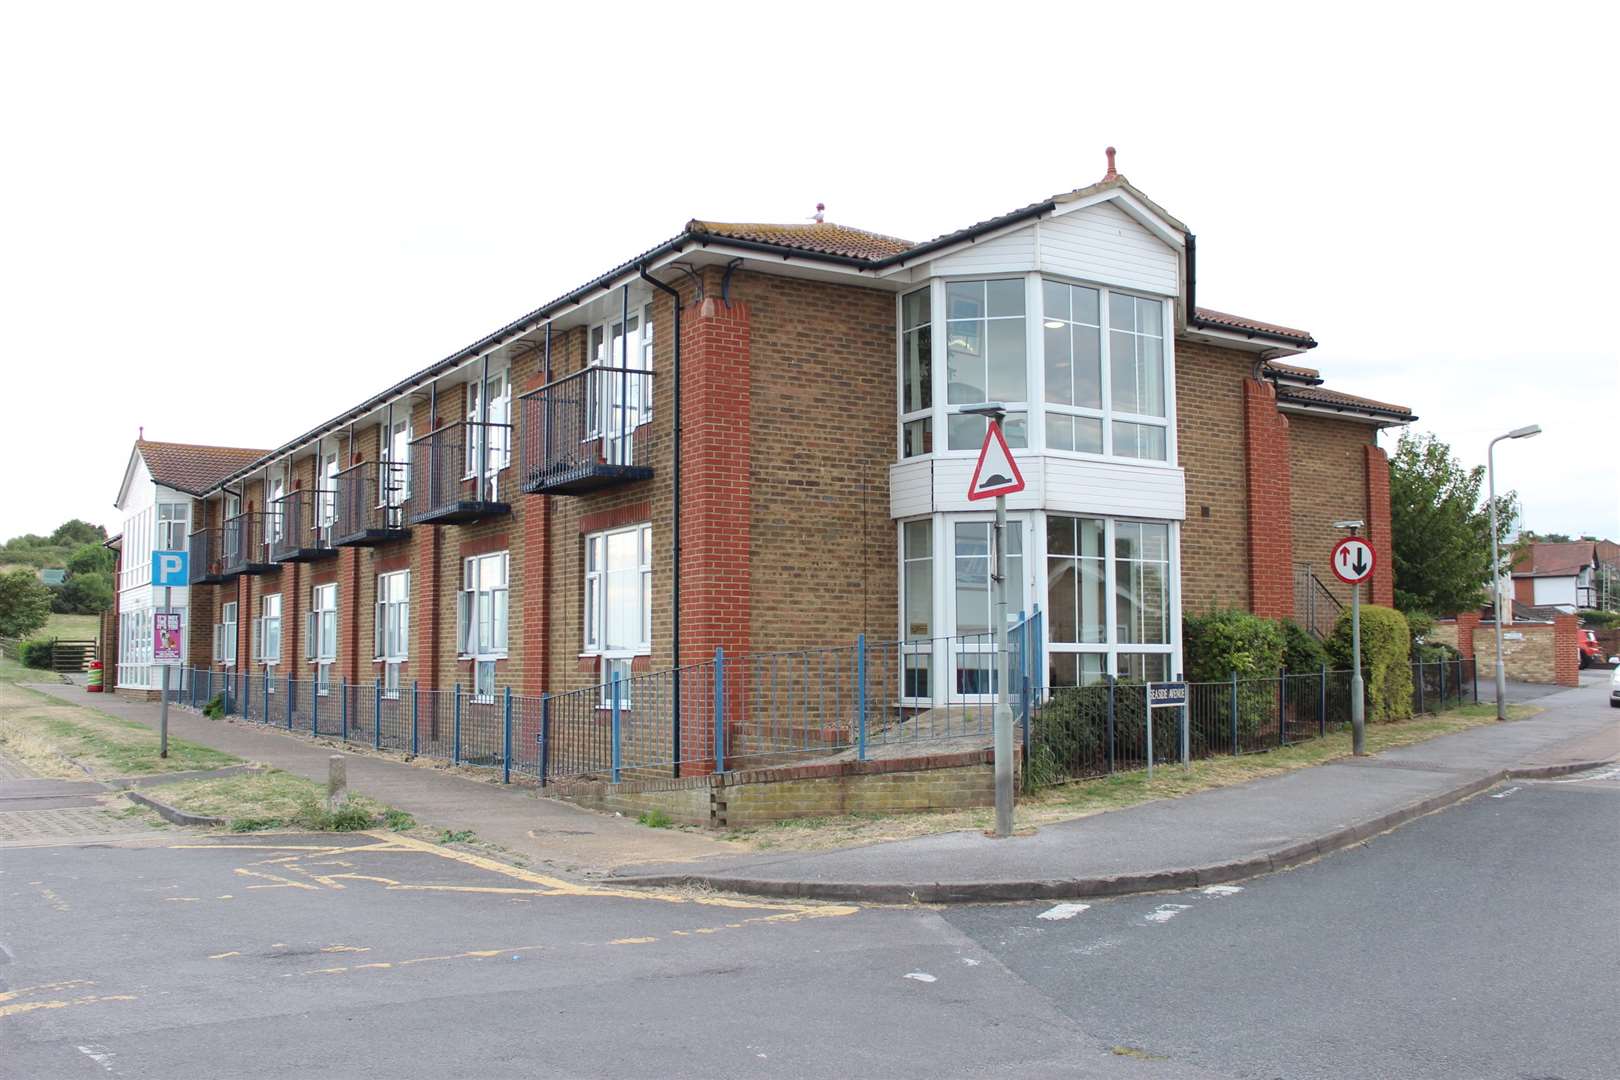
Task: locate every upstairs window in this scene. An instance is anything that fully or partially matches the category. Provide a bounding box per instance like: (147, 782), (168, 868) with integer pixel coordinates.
(466, 367), (512, 477)
(1108, 293), (1167, 460)
(1042, 281), (1104, 454)
(156, 502), (190, 551)
(899, 289), (932, 457)
(945, 279), (1027, 450)
(378, 417), (412, 507)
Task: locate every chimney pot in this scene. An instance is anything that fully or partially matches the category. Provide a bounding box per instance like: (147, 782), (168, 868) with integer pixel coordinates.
(814, 202), (826, 224)
(1104, 146), (1117, 181)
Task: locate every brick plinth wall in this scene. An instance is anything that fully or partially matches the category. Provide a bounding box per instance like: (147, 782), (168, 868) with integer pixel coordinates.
(1552, 613), (1579, 686)
(681, 297), (753, 772)
(1364, 443), (1395, 606)
(1243, 378), (1294, 620)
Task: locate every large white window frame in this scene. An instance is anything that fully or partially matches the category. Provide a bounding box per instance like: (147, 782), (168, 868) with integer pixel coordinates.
(583, 524), (652, 660)
(378, 417), (412, 507)
(898, 288), (932, 458)
(458, 552), (509, 659)
(254, 593), (282, 665)
(375, 569), (409, 696)
(217, 601), (238, 668)
(587, 305), (654, 465)
(307, 583), (337, 694)
(941, 278), (1029, 452)
(465, 365), (512, 480)
(894, 274), (1175, 465)
(1044, 514), (1177, 687)
(156, 502), (191, 552)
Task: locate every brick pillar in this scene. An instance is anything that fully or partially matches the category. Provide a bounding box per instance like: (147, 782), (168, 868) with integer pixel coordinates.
(1454, 610), (1480, 659)
(1364, 443), (1394, 607)
(339, 546), (361, 685)
(1553, 613), (1579, 687)
(521, 499), (551, 697)
(1243, 378), (1294, 620)
(681, 296), (752, 773)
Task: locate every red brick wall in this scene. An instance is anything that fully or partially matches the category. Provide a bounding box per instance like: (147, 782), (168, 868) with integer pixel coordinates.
(1243, 377), (1294, 620)
(1288, 413), (1375, 610)
(1365, 443), (1395, 607)
(1553, 613), (1579, 687)
(1175, 341), (1251, 612)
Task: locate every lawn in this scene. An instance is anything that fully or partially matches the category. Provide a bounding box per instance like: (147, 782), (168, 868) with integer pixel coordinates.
(154, 770), (407, 833)
(720, 704), (1541, 852)
(0, 681), (238, 778)
(39, 612), (100, 640)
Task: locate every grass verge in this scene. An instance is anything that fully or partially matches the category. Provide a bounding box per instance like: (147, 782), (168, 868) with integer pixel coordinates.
(0, 681), (238, 777)
(154, 769), (409, 833)
(721, 705), (1539, 853)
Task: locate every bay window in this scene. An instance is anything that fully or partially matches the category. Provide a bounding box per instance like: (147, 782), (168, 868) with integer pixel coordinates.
(896, 275), (1170, 462)
(1046, 516), (1172, 687)
(952, 520), (1024, 695)
(901, 519), (933, 698)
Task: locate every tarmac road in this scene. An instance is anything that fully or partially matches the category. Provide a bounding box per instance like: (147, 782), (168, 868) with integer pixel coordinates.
(3, 772), (1616, 1079)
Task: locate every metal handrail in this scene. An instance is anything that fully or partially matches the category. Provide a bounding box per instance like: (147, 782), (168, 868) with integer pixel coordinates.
(518, 365), (654, 490)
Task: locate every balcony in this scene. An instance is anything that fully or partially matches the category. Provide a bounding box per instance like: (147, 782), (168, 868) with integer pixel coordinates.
(221, 512), (275, 577)
(267, 489), (338, 564)
(405, 421), (513, 526)
(518, 365), (654, 495)
(333, 461), (411, 547)
(188, 528), (227, 584)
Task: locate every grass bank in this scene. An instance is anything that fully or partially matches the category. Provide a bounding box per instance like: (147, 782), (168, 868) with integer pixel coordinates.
(0, 681), (237, 777)
(720, 705), (1538, 853)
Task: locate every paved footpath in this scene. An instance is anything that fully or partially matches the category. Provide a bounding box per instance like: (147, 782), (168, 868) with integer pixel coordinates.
(614, 680), (1619, 901)
(20, 681), (734, 876)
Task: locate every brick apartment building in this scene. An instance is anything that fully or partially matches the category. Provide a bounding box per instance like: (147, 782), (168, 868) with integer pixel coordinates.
(107, 154), (1412, 739)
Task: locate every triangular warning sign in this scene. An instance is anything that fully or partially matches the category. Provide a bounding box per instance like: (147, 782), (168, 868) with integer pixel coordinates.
(967, 421), (1025, 501)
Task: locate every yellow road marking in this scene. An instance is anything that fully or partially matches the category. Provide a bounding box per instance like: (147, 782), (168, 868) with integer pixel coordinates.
(320, 945), (368, 953)
(233, 868), (319, 891)
(0, 994), (135, 1020)
(208, 951), (241, 960)
(0, 980), (94, 1003)
(610, 937), (657, 945)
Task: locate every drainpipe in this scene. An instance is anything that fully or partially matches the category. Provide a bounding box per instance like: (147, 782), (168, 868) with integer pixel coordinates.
(478, 353), (490, 504)
(638, 263), (682, 775)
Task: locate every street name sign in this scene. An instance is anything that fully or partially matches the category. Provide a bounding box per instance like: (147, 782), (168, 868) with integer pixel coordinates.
(966, 422), (1025, 501)
(1330, 537), (1375, 585)
(1148, 681), (1188, 708)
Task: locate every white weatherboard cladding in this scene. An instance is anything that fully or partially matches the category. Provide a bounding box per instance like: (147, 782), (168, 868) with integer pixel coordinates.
(922, 201), (1179, 296)
(890, 455), (1185, 519)
(1040, 202), (1180, 297)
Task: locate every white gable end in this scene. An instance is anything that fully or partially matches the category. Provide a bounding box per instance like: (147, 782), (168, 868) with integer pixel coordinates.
(1039, 201), (1179, 296)
(926, 223), (1038, 277)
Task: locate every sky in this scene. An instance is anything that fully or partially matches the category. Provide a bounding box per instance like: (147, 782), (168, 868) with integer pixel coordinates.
(2, 1), (1615, 544)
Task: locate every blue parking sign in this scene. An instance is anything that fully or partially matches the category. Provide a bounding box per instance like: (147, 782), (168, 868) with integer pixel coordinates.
(152, 549), (189, 587)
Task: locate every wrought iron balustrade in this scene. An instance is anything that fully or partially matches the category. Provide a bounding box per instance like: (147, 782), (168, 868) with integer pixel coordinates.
(188, 528), (226, 584)
(519, 365), (654, 495)
(221, 512), (274, 576)
(333, 460), (411, 546)
(268, 488), (338, 563)
(405, 421), (513, 525)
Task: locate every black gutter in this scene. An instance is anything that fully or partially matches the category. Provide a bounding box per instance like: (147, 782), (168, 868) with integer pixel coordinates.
(639, 262), (683, 777)
(1274, 391), (1416, 422)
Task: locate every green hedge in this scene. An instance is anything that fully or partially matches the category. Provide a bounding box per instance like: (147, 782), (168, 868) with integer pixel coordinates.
(1328, 604), (1413, 721)
(19, 638), (54, 669)
(1282, 620), (1331, 673)
(1183, 610), (1285, 682)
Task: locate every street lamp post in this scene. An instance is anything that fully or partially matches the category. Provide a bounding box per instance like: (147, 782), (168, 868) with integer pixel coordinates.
(1487, 424), (1542, 721)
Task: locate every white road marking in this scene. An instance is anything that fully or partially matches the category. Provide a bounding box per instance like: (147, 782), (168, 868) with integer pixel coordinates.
(1490, 787), (1520, 799)
(76, 1045), (115, 1072)
(903, 972), (937, 983)
(960, 957), (981, 966)
(1202, 885), (1244, 897)
(1037, 903), (1091, 921)
(1144, 904), (1191, 924)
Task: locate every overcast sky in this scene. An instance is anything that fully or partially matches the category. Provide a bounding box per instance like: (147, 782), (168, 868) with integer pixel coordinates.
(2, 2), (1614, 544)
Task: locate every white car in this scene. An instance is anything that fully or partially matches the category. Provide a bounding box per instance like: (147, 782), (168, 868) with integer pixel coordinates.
(1611, 662), (1620, 709)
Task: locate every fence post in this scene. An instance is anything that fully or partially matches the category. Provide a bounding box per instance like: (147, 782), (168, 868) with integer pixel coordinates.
(1416, 661), (1426, 714)
(263, 674), (270, 725)
(1278, 670), (1286, 748)
(286, 673), (294, 730)
(1105, 674), (1116, 773)
(374, 679), (382, 750)
(1178, 672), (1188, 769)
(453, 684), (462, 766)
(502, 686), (512, 785)
(1438, 659), (1446, 709)
(610, 676), (623, 783)
(1020, 613), (1033, 765)
(312, 678), (320, 734)
(856, 633), (868, 763)
(411, 681), (419, 757)
(1229, 671), (1239, 756)
(538, 695), (550, 788)
(714, 647), (726, 774)
(341, 679), (349, 742)
(1319, 663), (1328, 738)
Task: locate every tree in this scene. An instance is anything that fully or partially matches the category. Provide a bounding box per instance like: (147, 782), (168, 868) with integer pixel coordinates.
(56, 573), (113, 615)
(1389, 431), (1518, 616)
(0, 570), (53, 638)
(50, 520), (106, 547)
(65, 542), (114, 577)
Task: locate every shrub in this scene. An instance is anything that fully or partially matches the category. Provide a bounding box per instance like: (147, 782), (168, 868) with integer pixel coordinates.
(637, 808), (673, 829)
(1327, 604), (1413, 722)
(20, 638), (54, 669)
(1183, 610), (1285, 682)
(203, 694), (224, 719)
(1580, 609), (1620, 630)
(1281, 621), (1330, 674)
(1026, 680), (1185, 789)
(0, 570), (53, 639)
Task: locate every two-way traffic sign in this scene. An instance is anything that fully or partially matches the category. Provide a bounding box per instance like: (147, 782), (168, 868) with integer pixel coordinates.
(1331, 537), (1375, 585)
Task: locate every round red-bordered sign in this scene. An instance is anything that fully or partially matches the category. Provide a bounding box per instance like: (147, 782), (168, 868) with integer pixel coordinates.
(1330, 537), (1376, 585)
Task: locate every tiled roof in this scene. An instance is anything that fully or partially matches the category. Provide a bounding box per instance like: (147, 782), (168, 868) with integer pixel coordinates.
(137, 440), (268, 496)
(1512, 541), (1597, 579)
(687, 220), (915, 260)
(1262, 360), (1323, 383)
(1274, 385), (1414, 420)
(1193, 307), (1315, 344)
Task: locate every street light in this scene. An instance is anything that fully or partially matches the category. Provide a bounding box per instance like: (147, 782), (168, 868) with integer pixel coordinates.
(1488, 424), (1542, 721)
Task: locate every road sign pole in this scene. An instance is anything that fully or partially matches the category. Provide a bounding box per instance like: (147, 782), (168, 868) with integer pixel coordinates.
(160, 582), (171, 758)
(993, 488), (1013, 839)
(1351, 581), (1365, 755)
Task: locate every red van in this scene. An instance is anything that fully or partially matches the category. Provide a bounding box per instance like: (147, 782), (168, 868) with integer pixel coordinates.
(1578, 629), (1603, 669)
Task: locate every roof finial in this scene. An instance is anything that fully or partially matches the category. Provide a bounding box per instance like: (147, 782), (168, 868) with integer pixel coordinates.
(1103, 146), (1117, 181)
(813, 202), (825, 224)
(138, 425), (144, 440)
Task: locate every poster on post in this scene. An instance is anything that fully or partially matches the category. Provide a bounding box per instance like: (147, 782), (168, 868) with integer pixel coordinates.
(153, 611), (183, 664)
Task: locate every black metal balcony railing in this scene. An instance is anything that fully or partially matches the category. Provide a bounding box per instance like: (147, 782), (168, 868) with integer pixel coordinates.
(188, 528), (226, 584)
(221, 512), (275, 577)
(518, 365), (654, 495)
(333, 461), (411, 547)
(405, 421), (513, 526)
(267, 489), (338, 563)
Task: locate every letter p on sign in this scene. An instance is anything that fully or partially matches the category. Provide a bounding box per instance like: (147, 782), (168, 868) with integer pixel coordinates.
(152, 550), (189, 587)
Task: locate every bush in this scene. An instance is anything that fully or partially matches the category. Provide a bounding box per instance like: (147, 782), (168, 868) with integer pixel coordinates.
(1328, 604), (1413, 722)
(203, 694), (224, 719)
(1281, 621), (1330, 674)
(19, 638), (54, 669)
(1026, 680), (1190, 790)
(0, 570), (53, 638)
(637, 808), (673, 829)
(1581, 610), (1620, 630)
(1183, 610), (1286, 682)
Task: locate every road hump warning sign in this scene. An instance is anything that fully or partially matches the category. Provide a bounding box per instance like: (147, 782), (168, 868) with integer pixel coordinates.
(967, 422), (1025, 501)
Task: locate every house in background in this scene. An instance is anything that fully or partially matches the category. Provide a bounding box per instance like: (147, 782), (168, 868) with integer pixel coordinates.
(1512, 540), (1601, 612)
(107, 439), (266, 693)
